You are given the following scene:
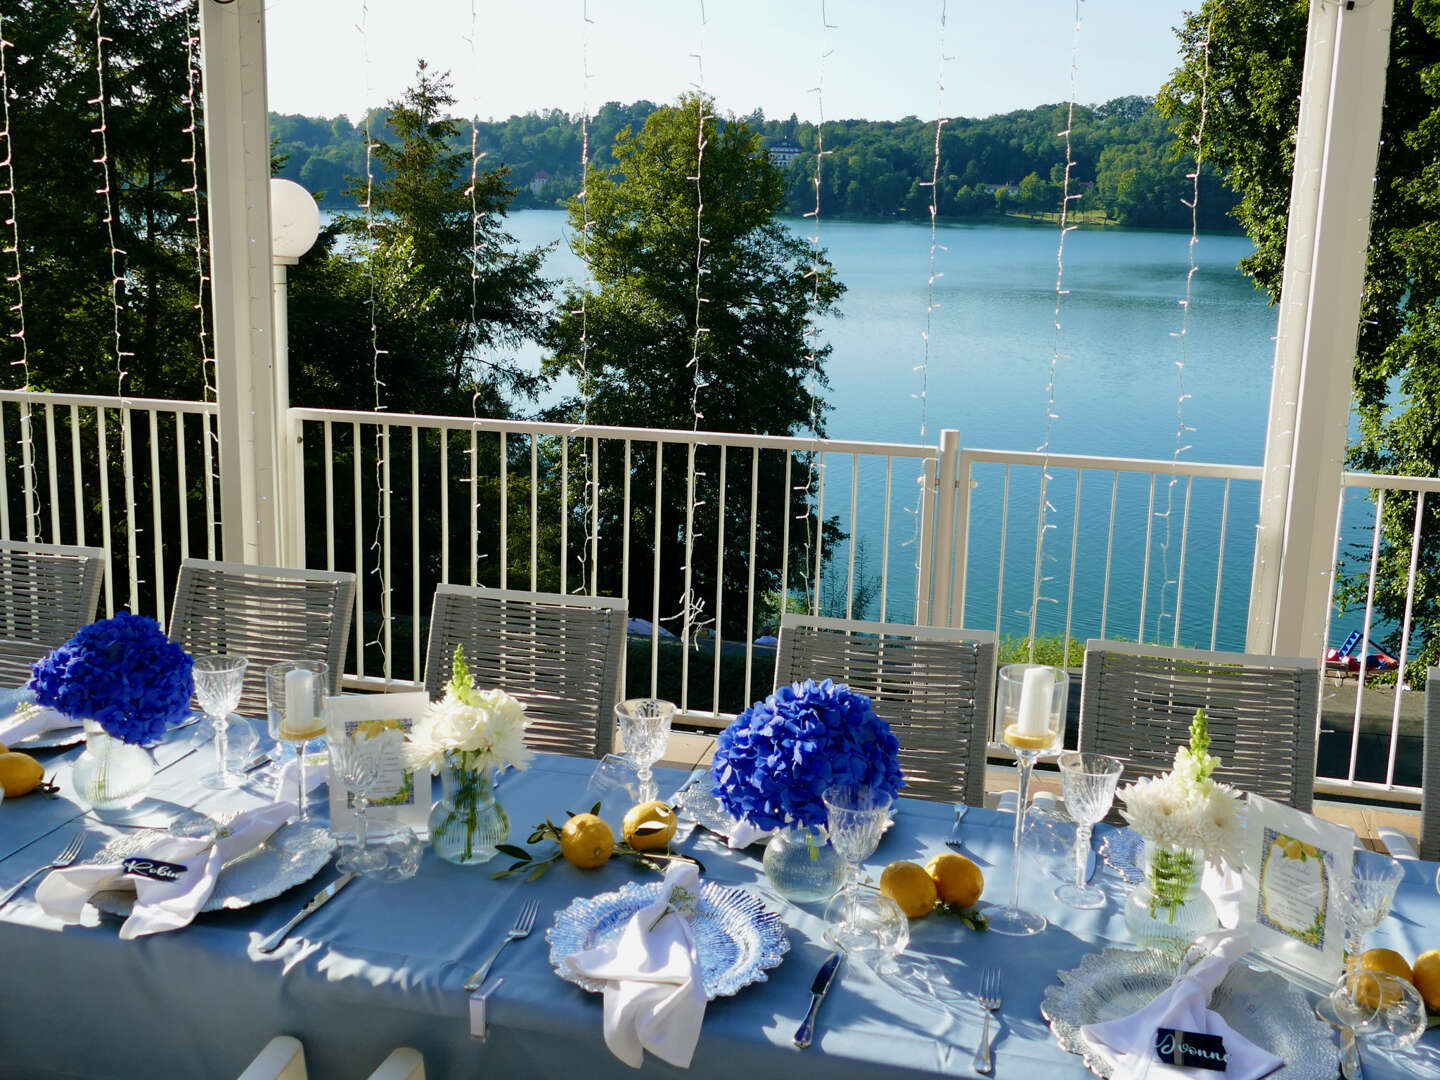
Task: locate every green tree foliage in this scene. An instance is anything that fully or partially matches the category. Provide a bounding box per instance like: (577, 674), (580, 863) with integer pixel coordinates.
(1160, 1), (1440, 678)
(542, 94), (845, 635)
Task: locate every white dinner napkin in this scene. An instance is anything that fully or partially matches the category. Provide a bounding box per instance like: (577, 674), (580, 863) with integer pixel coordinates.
(36, 802), (295, 939)
(724, 818), (774, 849)
(270, 755), (328, 805)
(0, 692), (79, 745)
(564, 861), (707, 1069)
(1082, 931), (1283, 1080)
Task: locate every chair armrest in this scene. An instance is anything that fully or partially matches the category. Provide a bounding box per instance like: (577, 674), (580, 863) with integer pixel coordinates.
(368, 1048), (425, 1080)
(1376, 826), (1418, 860)
(238, 1036), (306, 1080)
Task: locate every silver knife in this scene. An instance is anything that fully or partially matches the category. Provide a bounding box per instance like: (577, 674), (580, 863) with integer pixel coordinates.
(793, 951), (843, 1048)
(256, 873), (355, 953)
(241, 751), (272, 773)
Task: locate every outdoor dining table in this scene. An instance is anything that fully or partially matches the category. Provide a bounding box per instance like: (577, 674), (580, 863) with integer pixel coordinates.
(1, 733), (1438, 1079)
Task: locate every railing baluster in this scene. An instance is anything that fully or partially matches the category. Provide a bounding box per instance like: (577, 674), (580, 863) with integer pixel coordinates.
(175, 412), (189, 563)
(97, 407), (114, 616)
(499, 431), (508, 590)
(323, 422), (335, 571)
(148, 409), (165, 626)
(880, 455), (893, 622)
(779, 451), (792, 625)
(202, 409), (215, 558)
(0, 402), (10, 539)
(529, 435), (538, 591)
(382, 423), (393, 685)
(1138, 475), (1156, 644)
(1349, 490), (1386, 784)
(560, 435), (569, 595)
(19, 400), (35, 541)
(412, 425), (421, 681)
(712, 446), (727, 713)
(1385, 491), (1425, 787)
(121, 405), (139, 614)
(1172, 476), (1194, 648)
(650, 442), (664, 698)
(439, 428), (448, 583)
(1100, 471), (1118, 640)
(845, 454), (858, 620)
(1063, 469), (1083, 661)
(45, 404), (60, 542)
(995, 465), (1010, 638)
(469, 428), (478, 587)
(620, 439), (632, 695)
(353, 421), (364, 680)
(591, 436), (600, 596)
(70, 405), (85, 548)
(811, 450), (826, 616)
(744, 446), (759, 706)
(1210, 478), (1231, 651)
(680, 442), (697, 714)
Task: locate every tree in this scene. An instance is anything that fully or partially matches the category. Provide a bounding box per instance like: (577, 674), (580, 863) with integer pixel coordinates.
(1160, 1), (1440, 679)
(544, 94), (845, 635)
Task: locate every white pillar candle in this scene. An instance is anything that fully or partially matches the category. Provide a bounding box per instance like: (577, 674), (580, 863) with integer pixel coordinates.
(284, 668), (316, 735)
(1016, 666), (1053, 737)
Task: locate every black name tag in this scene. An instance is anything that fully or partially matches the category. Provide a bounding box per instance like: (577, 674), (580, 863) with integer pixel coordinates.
(1154, 1028), (1229, 1071)
(121, 857), (188, 882)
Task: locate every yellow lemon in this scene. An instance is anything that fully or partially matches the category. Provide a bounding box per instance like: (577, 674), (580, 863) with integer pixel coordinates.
(926, 852), (985, 908)
(622, 801), (677, 851)
(1002, 725), (1055, 751)
(559, 813), (614, 869)
(0, 751), (44, 798)
(1351, 949), (1414, 1009)
(880, 861), (938, 918)
(1411, 950), (1440, 1011)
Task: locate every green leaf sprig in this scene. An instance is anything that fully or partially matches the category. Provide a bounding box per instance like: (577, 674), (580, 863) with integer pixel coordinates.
(933, 900), (989, 931)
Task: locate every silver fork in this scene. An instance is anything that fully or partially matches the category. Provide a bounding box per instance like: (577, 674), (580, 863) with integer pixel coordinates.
(945, 804), (969, 849)
(0, 831), (84, 908)
(463, 899), (540, 992)
(973, 966), (1002, 1075)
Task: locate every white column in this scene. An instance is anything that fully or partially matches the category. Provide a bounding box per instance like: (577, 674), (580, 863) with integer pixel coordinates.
(199, 0), (280, 565)
(1247, 0), (1393, 657)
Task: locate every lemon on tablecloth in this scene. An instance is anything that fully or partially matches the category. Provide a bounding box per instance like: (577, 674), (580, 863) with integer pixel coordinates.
(622, 801), (677, 851)
(1411, 950), (1440, 1011)
(560, 813), (614, 868)
(0, 751), (43, 797)
(880, 861), (937, 918)
(926, 852), (984, 909)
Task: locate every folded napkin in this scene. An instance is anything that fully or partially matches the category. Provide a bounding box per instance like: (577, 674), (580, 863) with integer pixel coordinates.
(36, 802), (295, 939)
(724, 818), (774, 849)
(1082, 931), (1283, 1080)
(0, 690), (79, 745)
(270, 754), (328, 805)
(564, 861), (707, 1069)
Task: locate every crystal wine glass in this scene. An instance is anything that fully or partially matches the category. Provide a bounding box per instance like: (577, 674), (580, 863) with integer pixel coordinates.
(822, 783), (897, 954)
(1055, 751), (1123, 908)
(991, 663), (1068, 936)
(1328, 969), (1427, 1051)
(325, 707), (389, 875)
(194, 655), (254, 790)
(266, 660), (329, 821)
(1334, 848), (1405, 965)
(615, 698), (675, 802)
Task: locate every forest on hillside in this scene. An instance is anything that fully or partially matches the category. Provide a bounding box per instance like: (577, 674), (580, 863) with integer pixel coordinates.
(272, 95), (1240, 230)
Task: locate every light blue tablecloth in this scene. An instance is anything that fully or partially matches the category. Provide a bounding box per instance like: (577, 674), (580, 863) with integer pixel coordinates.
(1, 748), (1437, 1079)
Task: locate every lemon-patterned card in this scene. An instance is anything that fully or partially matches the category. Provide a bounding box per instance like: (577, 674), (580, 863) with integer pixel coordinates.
(324, 692), (432, 836)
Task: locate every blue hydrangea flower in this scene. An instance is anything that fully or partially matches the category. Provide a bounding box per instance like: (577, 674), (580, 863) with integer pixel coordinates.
(710, 679), (904, 831)
(28, 612), (194, 746)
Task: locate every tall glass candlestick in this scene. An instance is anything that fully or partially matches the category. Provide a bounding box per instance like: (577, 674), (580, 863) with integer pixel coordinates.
(989, 663), (1068, 936)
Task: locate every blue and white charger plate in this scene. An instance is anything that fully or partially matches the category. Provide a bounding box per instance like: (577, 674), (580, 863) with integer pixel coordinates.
(547, 879), (789, 999)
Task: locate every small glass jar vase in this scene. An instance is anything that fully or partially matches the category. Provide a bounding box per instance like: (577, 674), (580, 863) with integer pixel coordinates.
(762, 825), (846, 903)
(73, 718), (155, 810)
(428, 754), (509, 866)
(1124, 842), (1219, 956)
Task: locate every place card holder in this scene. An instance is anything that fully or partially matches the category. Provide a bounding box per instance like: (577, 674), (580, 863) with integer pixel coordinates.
(468, 978), (504, 1042)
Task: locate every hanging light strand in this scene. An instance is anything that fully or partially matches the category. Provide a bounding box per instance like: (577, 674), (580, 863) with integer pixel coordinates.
(687, 4), (711, 432)
(0, 11), (39, 543)
(1153, 17), (1212, 645)
(573, 0), (598, 593)
(1024, 0), (1084, 660)
(798, 0), (836, 616)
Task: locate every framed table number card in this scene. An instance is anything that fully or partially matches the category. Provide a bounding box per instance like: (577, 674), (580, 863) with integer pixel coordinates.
(326, 692), (432, 836)
(1239, 793), (1353, 991)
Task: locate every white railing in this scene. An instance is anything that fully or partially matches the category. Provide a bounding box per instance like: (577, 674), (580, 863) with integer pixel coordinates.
(1, 388), (1433, 805)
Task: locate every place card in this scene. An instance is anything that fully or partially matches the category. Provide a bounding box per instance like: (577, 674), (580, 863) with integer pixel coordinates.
(1153, 1028), (1228, 1072)
(1238, 794), (1353, 991)
(326, 692), (432, 837)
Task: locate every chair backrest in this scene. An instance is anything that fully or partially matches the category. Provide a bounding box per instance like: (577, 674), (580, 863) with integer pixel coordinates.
(423, 585), (627, 759)
(1423, 669), (1440, 861)
(0, 540), (106, 684)
(1078, 639), (1321, 814)
(773, 614), (998, 807)
(168, 560), (356, 716)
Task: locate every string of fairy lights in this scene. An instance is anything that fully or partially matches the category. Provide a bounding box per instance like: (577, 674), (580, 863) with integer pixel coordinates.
(1024, 0), (1084, 661)
(1153, 17), (1213, 646)
(573, 0), (596, 595)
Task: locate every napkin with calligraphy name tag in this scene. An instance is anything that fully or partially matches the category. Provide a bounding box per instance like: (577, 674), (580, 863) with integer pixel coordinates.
(0, 689), (79, 745)
(1082, 931), (1283, 1080)
(563, 861), (707, 1069)
(36, 802), (294, 939)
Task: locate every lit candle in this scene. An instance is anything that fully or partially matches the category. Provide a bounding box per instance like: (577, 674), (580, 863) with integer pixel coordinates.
(1016, 666), (1052, 737)
(284, 667), (317, 737)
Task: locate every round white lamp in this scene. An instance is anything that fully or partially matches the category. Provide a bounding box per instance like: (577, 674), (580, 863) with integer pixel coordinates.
(269, 177), (320, 265)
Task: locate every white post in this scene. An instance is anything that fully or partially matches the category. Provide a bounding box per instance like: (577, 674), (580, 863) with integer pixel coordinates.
(1246, 0), (1393, 657)
(199, 0), (279, 565)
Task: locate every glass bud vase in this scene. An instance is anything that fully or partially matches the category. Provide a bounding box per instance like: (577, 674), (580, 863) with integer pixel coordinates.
(428, 754), (509, 866)
(762, 825), (846, 903)
(73, 718), (155, 810)
(1124, 842), (1219, 957)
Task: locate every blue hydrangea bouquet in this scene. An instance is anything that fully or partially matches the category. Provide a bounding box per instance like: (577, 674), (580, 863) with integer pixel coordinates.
(29, 611), (194, 746)
(710, 678), (904, 831)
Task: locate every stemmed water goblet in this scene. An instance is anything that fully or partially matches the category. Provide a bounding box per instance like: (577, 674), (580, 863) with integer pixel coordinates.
(1316, 847), (1405, 1032)
(991, 663), (1068, 936)
(822, 783), (906, 956)
(325, 705), (389, 875)
(1054, 751), (1123, 908)
(615, 698), (674, 802)
(194, 655), (255, 789)
(265, 660), (329, 821)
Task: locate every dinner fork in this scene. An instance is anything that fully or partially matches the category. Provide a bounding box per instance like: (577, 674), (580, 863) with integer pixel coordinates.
(463, 899), (540, 992)
(972, 966), (1002, 1075)
(0, 831), (84, 908)
(944, 804), (969, 850)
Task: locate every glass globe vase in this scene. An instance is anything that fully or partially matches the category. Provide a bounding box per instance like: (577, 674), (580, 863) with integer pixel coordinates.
(428, 755), (509, 866)
(1123, 842), (1219, 956)
(73, 718), (155, 810)
(762, 825), (846, 903)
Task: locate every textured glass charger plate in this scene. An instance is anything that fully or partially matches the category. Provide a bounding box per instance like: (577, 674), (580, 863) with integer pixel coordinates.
(88, 814), (335, 914)
(1097, 827), (1144, 884)
(547, 879), (789, 999)
(1041, 946), (1338, 1080)
(11, 725), (85, 749)
(671, 772), (893, 846)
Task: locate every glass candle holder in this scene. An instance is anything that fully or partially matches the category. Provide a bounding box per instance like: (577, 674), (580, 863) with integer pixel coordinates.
(266, 660), (329, 821)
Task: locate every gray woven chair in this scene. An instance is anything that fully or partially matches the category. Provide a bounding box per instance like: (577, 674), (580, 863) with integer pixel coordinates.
(423, 585), (627, 759)
(168, 560), (356, 717)
(1422, 668), (1440, 862)
(773, 614), (998, 807)
(0, 540), (106, 685)
(1079, 640), (1321, 815)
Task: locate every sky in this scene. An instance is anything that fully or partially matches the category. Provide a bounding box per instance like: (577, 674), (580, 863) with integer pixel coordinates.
(263, 1), (1199, 123)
